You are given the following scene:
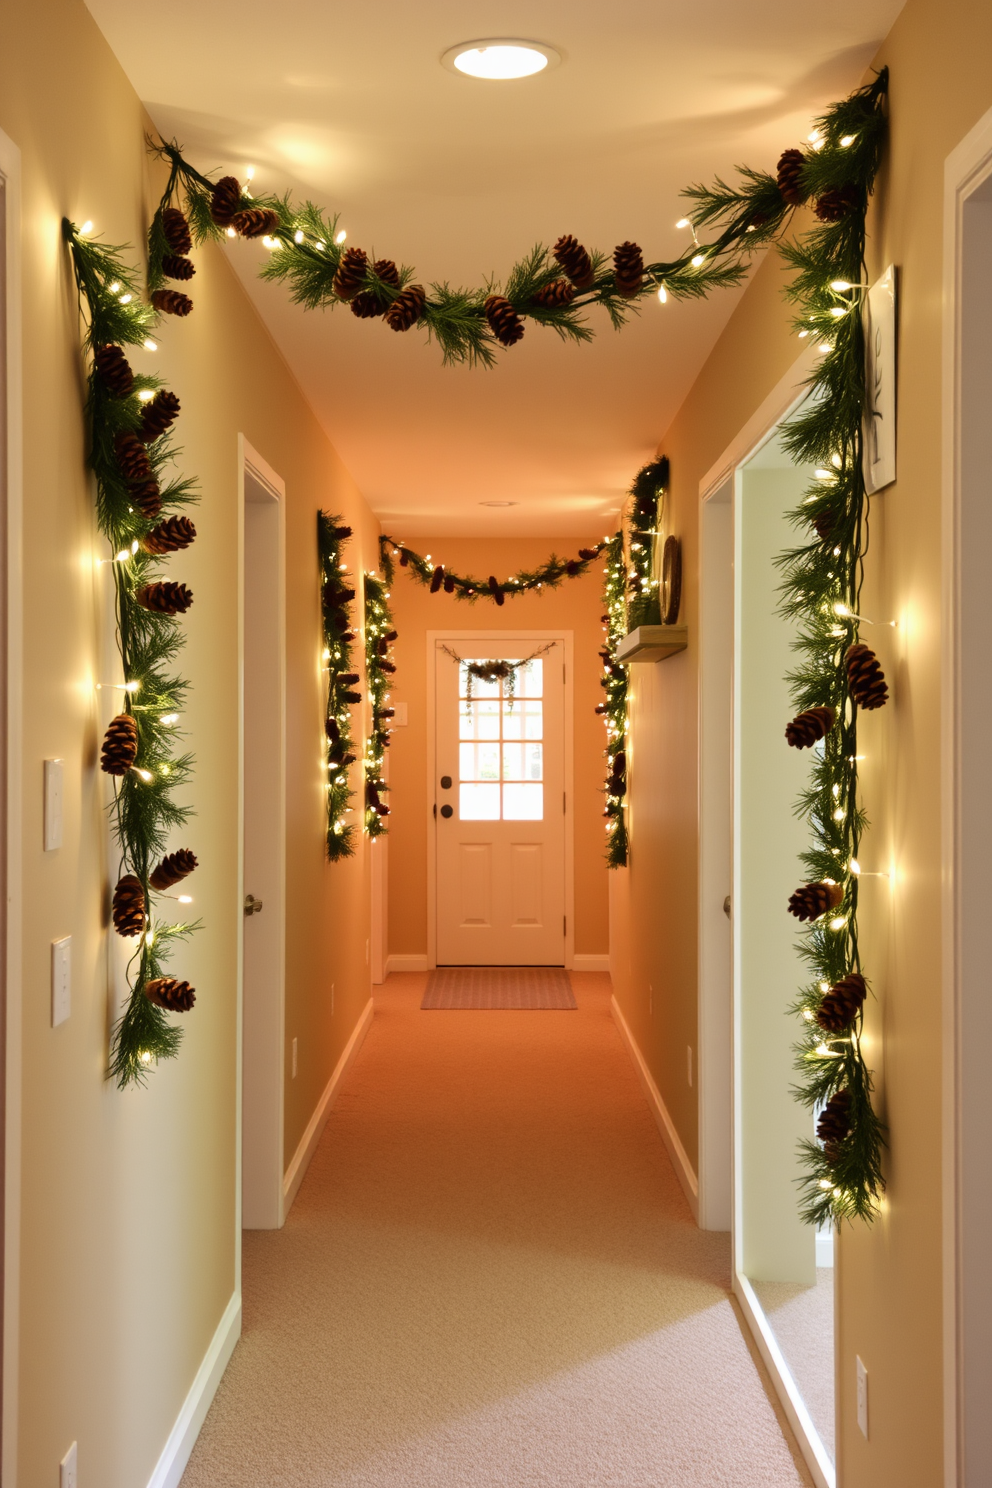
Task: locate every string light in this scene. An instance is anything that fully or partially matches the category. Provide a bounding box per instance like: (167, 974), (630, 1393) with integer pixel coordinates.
(143, 338), (158, 351)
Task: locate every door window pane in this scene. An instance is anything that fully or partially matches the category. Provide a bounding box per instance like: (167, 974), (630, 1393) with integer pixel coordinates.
(502, 742), (543, 781)
(503, 783), (544, 819)
(460, 701), (500, 740)
(460, 742), (500, 781)
(518, 659), (543, 697)
(460, 782), (501, 819)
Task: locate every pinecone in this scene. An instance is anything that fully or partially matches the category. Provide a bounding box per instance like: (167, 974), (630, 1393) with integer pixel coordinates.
(787, 880), (844, 922)
(385, 284), (426, 332)
(101, 713), (138, 775)
(128, 478), (162, 520)
(341, 690), (362, 705)
(142, 516), (196, 554)
(578, 548), (599, 561)
(115, 430), (152, 483)
(350, 292), (383, 319)
(815, 186), (859, 223)
(144, 977), (196, 1012)
(332, 246), (368, 300)
(613, 241), (644, 297)
(430, 565), (445, 593)
(210, 175), (242, 227)
(332, 524), (353, 539)
(816, 973), (867, 1032)
(231, 207), (280, 240)
(846, 643), (888, 710)
(161, 253), (195, 281)
(151, 289), (193, 317)
(488, 575), (505, 606)
(817, 1089), (852, 1157)
(150, 848), (198, 891)
(371, 258), (400, 287)
(531, 278), (575, 308)
(483, 295), (524, 347)
(94, 344), (134, 397)
(136, 581), (193, 616)
(161, 207), (192, 255)
(138, 390), (181, 444)
(776, 149), (808, 207)
(553, 235), (595, 290)
(812, 511), (834, 542)
(785, 705), (836, 749)
(112, 874), (146, 936)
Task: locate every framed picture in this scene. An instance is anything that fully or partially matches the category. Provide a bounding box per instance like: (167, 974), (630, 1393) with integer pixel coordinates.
(863, 264), (897, 493)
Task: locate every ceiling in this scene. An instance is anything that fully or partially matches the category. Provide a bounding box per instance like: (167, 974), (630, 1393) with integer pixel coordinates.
(85, 0), (901, 536)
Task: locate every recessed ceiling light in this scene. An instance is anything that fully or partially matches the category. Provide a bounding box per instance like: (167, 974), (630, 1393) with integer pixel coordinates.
(479, 500), (519, 507)
(441, 40), (560, 81)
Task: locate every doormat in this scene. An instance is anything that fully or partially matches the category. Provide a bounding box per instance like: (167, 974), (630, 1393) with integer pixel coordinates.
(421, 967), (577, 1010)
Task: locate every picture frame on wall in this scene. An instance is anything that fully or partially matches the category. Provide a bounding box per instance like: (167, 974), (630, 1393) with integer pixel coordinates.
(863, 263), (898, 493)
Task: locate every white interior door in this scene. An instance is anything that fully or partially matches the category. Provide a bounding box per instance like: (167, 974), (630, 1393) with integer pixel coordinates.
(435, 640), (565, 965)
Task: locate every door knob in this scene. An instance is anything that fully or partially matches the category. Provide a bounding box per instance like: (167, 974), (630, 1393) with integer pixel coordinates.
(440, 804), (453, 819)
(440, 775), (452, 789)
(723, 895), (731, 919)
(244, 894), (263, 915)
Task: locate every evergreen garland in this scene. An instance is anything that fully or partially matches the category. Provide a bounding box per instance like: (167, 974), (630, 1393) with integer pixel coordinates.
(626, 458), (668, 629)
(63, 220), (200, 1088)
(363, 570), (395, 837)
(318, 512), (359, 860)
(599, 532), (629, 868)
(378, 535), (605, 603)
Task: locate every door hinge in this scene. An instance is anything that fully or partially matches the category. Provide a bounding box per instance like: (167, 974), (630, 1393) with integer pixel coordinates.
(563, 791), (566, 815)
(563, 915), (567, 935)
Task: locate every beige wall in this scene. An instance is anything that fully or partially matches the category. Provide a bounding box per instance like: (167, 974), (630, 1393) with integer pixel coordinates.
(0, 2), (377, 1482)
(385, 538), (610, 960)
(612, 0), (992, 1482)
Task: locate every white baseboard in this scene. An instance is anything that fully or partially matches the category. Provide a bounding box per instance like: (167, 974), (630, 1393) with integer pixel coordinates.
(282, 997), (373, 1213)
(570, 954), (610, 972)
(386, 954), (430, 973)
(610, 994), (699, 1220)
(146, 1291), (241, 1488)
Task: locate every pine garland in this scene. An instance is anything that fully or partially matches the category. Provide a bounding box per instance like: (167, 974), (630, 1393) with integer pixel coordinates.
(626, 458), (668, 629)
(363, 570), (395, 838)
(63, 220), (200, 1088)
(378, 535), (605, 602)
(318, 512), (359, 860)
(600, 532), (629, 868)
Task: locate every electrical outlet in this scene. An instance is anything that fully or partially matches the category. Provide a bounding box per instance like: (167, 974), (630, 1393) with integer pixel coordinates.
(52, 937), (71, 1027)
(687, 1046), (694, 1087)
(44, 758), (64, 851)
(60, 1440), (77, 1488)
(856, 1356), (868, 1438)
(291, 1037), (298, 1079)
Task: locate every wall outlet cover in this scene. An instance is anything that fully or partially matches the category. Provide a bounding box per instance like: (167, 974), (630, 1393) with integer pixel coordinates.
(60, 1440), (78, 1488)
(856, 1355), (868, 1438)
(44, 758), (64, 851)
(52, 937), (71, 1027)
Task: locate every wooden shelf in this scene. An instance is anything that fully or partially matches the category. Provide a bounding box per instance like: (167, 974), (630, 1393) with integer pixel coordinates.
(614, 624), (688, 663)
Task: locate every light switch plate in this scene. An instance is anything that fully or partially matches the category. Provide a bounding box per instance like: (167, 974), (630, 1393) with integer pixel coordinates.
(52, 937), (71, 1027)
(60, 1440), (77, 1488)
(856, 1355), (869, 1438)
(44, 758), (64, 851)
(392, 702), (408, 726)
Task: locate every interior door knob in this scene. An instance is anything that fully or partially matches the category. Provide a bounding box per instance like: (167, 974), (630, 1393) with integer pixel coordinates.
(244, 894), (263, 915)
(440, 804), (453, 818)
(723, 895), (731, 918)
(440, 775), (452, 789)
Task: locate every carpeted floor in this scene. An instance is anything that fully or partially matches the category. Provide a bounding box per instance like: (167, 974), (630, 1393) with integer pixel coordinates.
(181, 972), (812, 1487)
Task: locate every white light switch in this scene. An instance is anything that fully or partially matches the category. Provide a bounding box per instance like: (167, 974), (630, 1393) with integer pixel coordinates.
(44, 759), (64, 851)
(52, 937), (71, 1027)
(392, 702), (408, 726)
(856, 1355), (869, 1438)
(60, 1441), (78, 1488)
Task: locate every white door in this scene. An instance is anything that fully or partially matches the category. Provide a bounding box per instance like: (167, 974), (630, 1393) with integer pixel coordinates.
(435, 640), (565, 965)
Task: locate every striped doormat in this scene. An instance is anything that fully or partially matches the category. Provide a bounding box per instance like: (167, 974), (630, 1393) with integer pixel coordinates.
(421, 966), (577, 1010)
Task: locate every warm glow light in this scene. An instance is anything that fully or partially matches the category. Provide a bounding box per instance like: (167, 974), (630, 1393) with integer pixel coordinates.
(294, 230), (304, 244)
(448, 41), (554, 79)
(691, 253), (705, 267)
(80, 220), (94, 236)
(226, 227), (237, 238)
(675, 218), (691, 230)
(333, 229), (347, 246)
(143, 339), (157, 351)
(245, 165), (256, 181)
(657, 283), (668, 304)
(138, 389), (156, 401)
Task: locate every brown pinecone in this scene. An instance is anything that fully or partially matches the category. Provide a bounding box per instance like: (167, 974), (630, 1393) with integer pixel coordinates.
(785, 705), (836, 749)
(483, 295), (524, 347)
(161, 253), (195, 281)
(231, 207), (280, 240)
(816, 974), (867, 1032)
(112, 874), (146, 936)
(846, 643), (888, 710)
(488, 575), (505, 606)
(142, 516), (196, 554)
(553, 235), (595, 290)
(613, 241), (644, 297)
(138, 390), (181, 444)
(430, 565), (445, 593)
(371, 258), (400, 287)
(815, 186), (859, 223)
(128, 478), (162, 520)
(787, 880), (844, 922)
(115, 430), (152, 483)
(150, 848), (198, 891)
(332, 246), (368, 300)
(776, 149), (808, 206)
(94, 344), (134, 397)
(812, 511), (834, 542)
(136, 581), (193, 616)
(151, 289), (193, 317)
(210, 175), (242, 227)
(817, 1089), (852, 1156)
(101, 713), (138, 776)
(161, 207), (192, 255)
(385, 284), (426, 332)
(144, 977), (196, 1012)
(350, 292), (383, 319)
(531, 278), (575, 308)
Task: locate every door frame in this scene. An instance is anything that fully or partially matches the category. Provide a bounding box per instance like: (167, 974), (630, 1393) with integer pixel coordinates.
(425, 629), (574, 970)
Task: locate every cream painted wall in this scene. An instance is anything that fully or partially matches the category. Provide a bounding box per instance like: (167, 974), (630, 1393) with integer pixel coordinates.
(612, 0), (992, 1482)
(385, 538), (610, 961)
(0, 2), (377, 1482)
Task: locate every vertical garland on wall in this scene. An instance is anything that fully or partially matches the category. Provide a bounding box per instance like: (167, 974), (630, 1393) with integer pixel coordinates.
(318, 512), (359, 860)
(626, 458), (668, 629)
(64, 221), (200, 1087)
(599, 532), (629, 867)
(363, 571), (396, 834)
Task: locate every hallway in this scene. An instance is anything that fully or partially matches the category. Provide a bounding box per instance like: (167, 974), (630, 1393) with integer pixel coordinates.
(182, 974), (810, 1487)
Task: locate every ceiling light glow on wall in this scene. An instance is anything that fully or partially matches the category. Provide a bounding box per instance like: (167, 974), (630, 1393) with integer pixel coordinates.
(442, 40), (560, 80)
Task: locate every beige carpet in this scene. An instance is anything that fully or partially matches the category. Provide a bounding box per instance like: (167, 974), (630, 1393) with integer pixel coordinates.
(422, 965), (577, 1009)
(181, 972), (812, 1487)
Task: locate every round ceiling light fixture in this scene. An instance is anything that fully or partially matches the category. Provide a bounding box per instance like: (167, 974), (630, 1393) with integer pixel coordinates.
(441, 40), (560, 81)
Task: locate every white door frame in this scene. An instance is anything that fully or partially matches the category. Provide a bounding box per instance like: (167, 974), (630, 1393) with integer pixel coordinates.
(941, 103), (992, 1488)
(425, 629), (574, 970)
(699, 347), (834, 1488)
